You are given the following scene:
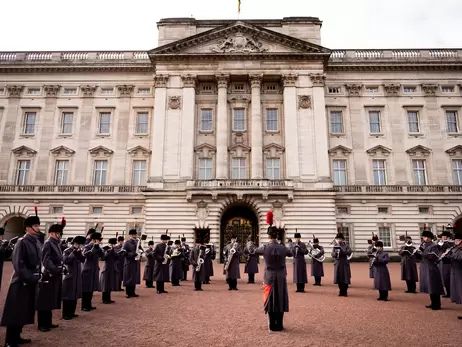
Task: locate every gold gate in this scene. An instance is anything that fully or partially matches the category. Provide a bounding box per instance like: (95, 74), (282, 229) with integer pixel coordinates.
(220, 216), (259, 263)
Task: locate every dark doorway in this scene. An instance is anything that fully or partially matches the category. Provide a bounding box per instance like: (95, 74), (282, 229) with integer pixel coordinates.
(1, 215), (25, 240)
(220, 204), (259, 263)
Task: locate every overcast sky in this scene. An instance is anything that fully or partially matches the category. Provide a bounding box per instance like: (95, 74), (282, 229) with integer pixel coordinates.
(1, 0), (461, 51)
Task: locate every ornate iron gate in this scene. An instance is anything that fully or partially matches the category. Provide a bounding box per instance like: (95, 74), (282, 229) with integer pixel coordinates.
(220, 217), (259, 263)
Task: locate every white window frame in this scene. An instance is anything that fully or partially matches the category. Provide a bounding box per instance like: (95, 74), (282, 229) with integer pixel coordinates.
(378, 226), (392, 248)
(22, 112), (36, 134)
(54, 160), (69, 185)
(332, 159), (347, 185)
(27, 88), (41, 95)
(132, 160), (147, 185)
(60, 111), (74, 134)
(446, 110), (459, 133)
(441, 86), (455, 93)
(403, 86), (417, 93)
(412, 159), (427, 185)
(330, 111), (344, 134)
(91, 206), (103, 214)
(63, 88), (77, 95)
(372, 159), (387, 185)
(336, 224), (352, 244)
(407, 110), (420, 133)
(232, 157), (246, 179)
(136, 88), (151, 94)
(265, 109), (279, 132)
(452, 159), (462, 185)
(15, 160), (31, 185)
(135, 112), (149, 135)
(199, 109), (213, 132)
(52, 206), (64, 214)
(368, 110), (382, 134)
(131, 206), (143, 215)
(232, 108), (246, 131)
(266, 158), (281, 180)
(93, 160), (108, 185)
(199, 158), (213, 180)
(98, 112), (111, 134)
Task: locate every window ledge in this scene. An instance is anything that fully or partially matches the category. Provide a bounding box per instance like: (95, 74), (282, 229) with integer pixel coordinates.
(58, 134), (73, 138)
(448, 132), (462, 138)
(369, 133), (384, 137)
(199, 130), (214, 135)
(330, 132), (346, 137)
(265, 130), (280, 134)
(232, 130), (247, 133)
(134, 133), (149, 137)
(409, 132), (424, 137)
(96, 133), (111, 138)
(19, 134), (35, 138)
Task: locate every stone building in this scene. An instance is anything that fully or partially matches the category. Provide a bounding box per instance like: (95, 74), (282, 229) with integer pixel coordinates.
(0, 17), (461, 258)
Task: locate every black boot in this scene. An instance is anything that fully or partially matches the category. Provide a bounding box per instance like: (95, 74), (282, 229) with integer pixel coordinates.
(62, 300), (72, 320)
(267, 313), (276, 332)
(248, 273), (255, 283)
(232, 279), (238, 290)
(194, 281), (203, 291)
(5, 326), (23, 346)
(277, 312), (284, 331)
(88, 292), (95, 310)
(125, 286), (131, 298)
(145, 280), (153, 288)
(37, 310), (50, 331)
(428, 294), (441, 310)
(227, 279), (233, 290)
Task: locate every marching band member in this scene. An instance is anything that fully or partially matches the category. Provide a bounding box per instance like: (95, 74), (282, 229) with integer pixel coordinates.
(122, 229), (141, 298)
(367, 235), (379, 279)
(438, 230), (453, 298)
(180, 236), (190, 281)
(100, 238), (119, 304)
(332, 232), (352, 297)
(398, 235), (418, 293)
(372, 241), (391, 301)
(170, 239), (183, 286)
(223, 234), (243, 290)
(310, 237), (324, 286)
(449, 225), (462, 319)
(1, 215), (42, 347)
(153, 234), (170, 294)
(85, 227), (96, 245)
(0, 224), (7, 290)
(244, 236), (259, 284)
(204, 243), (215, 284)
(289, 232), (308, 293)
(81, 232), (104, 311)
(36, 223), (65, 332)
(255, 226), (293, 332)
(62, 236), (86, 320)
(190, 238), (206, 291)
(143, 240), (155, 288)
(114, 235), (125, 291)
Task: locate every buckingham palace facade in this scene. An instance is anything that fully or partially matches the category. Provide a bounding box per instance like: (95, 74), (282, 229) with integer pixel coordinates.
(0, 17), (461, 257)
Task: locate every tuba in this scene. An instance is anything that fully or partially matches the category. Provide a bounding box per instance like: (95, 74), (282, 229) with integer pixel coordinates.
(196, 246), (205, 272)
(307, 238), (325, 263)
(224, 242), (237, 272)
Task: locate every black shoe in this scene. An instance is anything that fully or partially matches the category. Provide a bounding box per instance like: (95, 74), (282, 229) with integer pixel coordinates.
(38, 327), (50, 332)
(232, 288), (238, 291)
(102, 301), (111, 304)
(18, 337), (32, 344)
(5, 343), (20, 347)
(425, 305), (433, 309)
(443, 295), (450, 298)
(194, 288), (203, 291)
(132, 294), (139, 297)
(62, 316), (73, 320)
(157, 291), (162, 294)
(90, 306), (96, 310)
(72, 314), (79, 318)
(458, 316), (462, 319)
(82, 308), (91, 311)
(228, 288), (233, 291)
(431, 307), (441, 310)
(161, 291), (168, 294)
(50, 324), (59, 329)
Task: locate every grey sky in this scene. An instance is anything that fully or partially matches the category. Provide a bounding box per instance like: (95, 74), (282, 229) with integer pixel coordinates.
(1, 0), (461, 51)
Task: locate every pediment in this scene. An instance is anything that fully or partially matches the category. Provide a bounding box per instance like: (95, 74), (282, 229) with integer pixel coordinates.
(366, 145), (392, 156)
(50, 145), (75, 157)
(88, 146), (114, 157)
(194, 143), (217, 155)
(445, 145), (462, 156)
(127, 146), (151, 157)
(149, 22), (331, 58)
(228, 143), (251, 156)
(406, 145), (431, 156)
(11, 145), (37, 157)
(328, 145), (352, 156)
(263, 143), (285, 156)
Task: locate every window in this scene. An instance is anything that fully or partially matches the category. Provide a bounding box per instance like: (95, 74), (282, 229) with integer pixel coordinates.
(266, 158), (280, 179)
(135, 112), (149, 134)
(232, 158), (246, 179)
(368, 111), (381, 133)
(407, 111), (420, 133)
(27, 88), (40, 94)
(131, 206), (143, 214)
(199, 158), (213, 180)
(446, 111), (459, 133)
(199, 109), (213, 132)
(336, 225), (351, 244)
(233, 108), (245, 131)
(0, 87), (4, 94)
(453, 159), (462, 185)
(201, 84), (213, 91)
(333, 160), (347, 185)
(23, 112), (36, 134)
(54, 160), (69, 185)
(60, 112), (73, 134)
(92, 206), (103, 214)
(336, 207), (349, 214)
(404, 87), (416, 93)
(93, 160), (108, 185)
(233, 84), (245, 91)
(366, 87), (379, 93)
(372, 159), (387, 185)
(132, 160), (147, 185)
(52, 206), (63, 214)
(378, 227), (391, 247)
(441, 86), (454, 93)
(266, 109), (278, 131)
(328, 87), (341, 94)
(137, 88), (150, 94)
(63, 88), (77, 95)
(412, 159), (427, 185)
(101, 88), (113, 94)
(15, 160), (30, 185)
(265, 84), (277, 91)
(418, 206), (430, 214)
(378, 207), (389, 214)
(98, 112), (111, 134)
(330, 111), (344, 133)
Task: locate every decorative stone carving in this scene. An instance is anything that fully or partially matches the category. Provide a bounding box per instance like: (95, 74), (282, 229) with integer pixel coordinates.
(88, 145), (114, 157)
(11, 145), (37, 157)
(43, 85), (60, 97)
(195, 200), (209, 228)
(328, 145), (352, 156)
(234, 132), (245, 144)
(309, 73), (326, 87)
(421, 84), (438, 96)
(211, 31), (267, 53)
(366, 145), (392, 156)
(181, 74), (197, 88)
(127, 146), (151, 157)
(298, 95), (312, 109)
(249, 74), (263, 88)
(50, 145), (75, 157)
(6, 85), (23, 98)
(281, 74), (298, 87)
(80, 85), (97, 97)
(271, 200), (285, 229)
(194, 143), (216, 157)
(154, 75), (169, 88)
(215, 74), (230, 88)
(117, 85), (134, 97)
(345, 84), (363, 96)
(406, 145), (431, 157)
(263, 143), (285, 157)
(168, 96), (181, 109)
(383, 84), (401, 96)
(445, 145), (462, 156)
(228, 95), (250, 104)
(228, 143), (251, 156)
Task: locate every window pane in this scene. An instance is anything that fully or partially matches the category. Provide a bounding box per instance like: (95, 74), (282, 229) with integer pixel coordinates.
(412, 160), (427, 185)
(61, 112), (73, 134)
(99, 113), (111, 133)
(333, 160), (347, 185)
(200, 109), (213, 131)
(266, 109), (278, 131)
(93, 160), (108, 185)
(232, 158), (246, 179)
(16, 160), (30, 185)
(369, 111), (381, 133)
(24, 112), (36, 134)
(266, 158), (281, 179)
(407, 111), (420, 132)
(199, 158), (212, 180)
(135, 113), (149, 134)
(453, 159), (462, 185)
(378, 227), (391, 247)
(55, 160), (69, 185)
(372, 160), (387, 185)
(330, 111), (343, 133)
(446, 111), (458, 133)
(233, 109), (245, 131)
(132, 160), (147, 185)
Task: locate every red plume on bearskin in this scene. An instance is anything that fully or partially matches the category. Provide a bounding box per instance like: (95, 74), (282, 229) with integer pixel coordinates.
(61, 217), (66, 228)
(266, 211), (273, 225)
(3, 220), (8, 227)
(34, 206), (38, 217)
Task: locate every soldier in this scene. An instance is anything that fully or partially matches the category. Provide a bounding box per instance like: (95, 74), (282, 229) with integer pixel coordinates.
(114, 235), (125, 291)
(1, 215), (42, 347)
(153, 234), (171, 294)
(36, 224), (65, 332)
(81, 232), (104, 311)
(170, 240), (183, 286)
(0, 223), (7, 290)
(310, 237), (325, 286)
(100, 238), (119, 304)
(62, 236), (86, 320)
(372, 241), (392, 301)
(190, 238), (206, 291)
(244, 236), (259, 284)
(332, 232), (352, 297)
(85, 227), (95, 245)
(180, 236), (190, 281)
(122, 229), (141, 298)
(367, 235), (379, 280)
(289, 232), (309, 293)
(143, 240), (155, 288)
(223, 234), (243, 290)
(438, 230), (453, 298)
(398, 236), (419, 293)
(449, 225), (462, 319)
(203, 243), (215, 284)
(255, 226), (293, 332)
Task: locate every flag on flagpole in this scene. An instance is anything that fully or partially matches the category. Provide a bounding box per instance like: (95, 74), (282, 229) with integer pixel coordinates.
(238, 0), (241, 13)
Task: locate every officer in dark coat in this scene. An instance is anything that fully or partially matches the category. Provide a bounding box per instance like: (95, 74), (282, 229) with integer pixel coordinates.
(85, 228), (96, 245)
(310, 237), (324, 286)
(81, 232), (104, 311)
(62, 236), (86, 320)
(372, 241), (392, 301)
(123, 229), (141, 298)
(0, 225), (7, 290)
(1, 215), (42, 347)
(332, 232), (352, 297)
(255, 227), (293, 332)
(143, 240), (155, 288)
(367, 235), (379, 279)
(438, 230), (453, 298)
(289, 233), (308, 292)
(114, 235), (125, 291)
(190, 238), (206, 291)
(223, 235), (243, 290)
(36, 223), (64, 332)
(203, 243), (215, 284)
(170, 240), (183, 286)
(398, 236), (419, 293)
(100, 238), (119, 304)
(244, 238), (259, 284)
(181, 237), (190, 281)
(153, 234), (171, 294)
(449, 227), (462, 320)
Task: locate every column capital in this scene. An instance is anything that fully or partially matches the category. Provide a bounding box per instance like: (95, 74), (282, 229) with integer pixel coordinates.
(383, 83), (400, 96)
(117, 85), (134, 97)
(215, 74), (230, 88)
(43, 85), (60, 98)
(281, 73), (298, 87)
(181, 74), (197, 88)
(6, 85), (24, 98)
(249, 74), (263, 88)
(80, 85), (97, 98)
(154, 74), (169, 88)
(309, 73), (326, 87)
(421, 84), (438, 96)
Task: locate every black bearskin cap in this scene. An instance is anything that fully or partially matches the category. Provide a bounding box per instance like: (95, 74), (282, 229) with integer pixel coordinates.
(91, 232), (102, 241)
(181, 237), (186, 242)
(375, 241), (384, 248)
(422, 230), (434, 239)
(24, 216), (40, 228)
(174, 240), (181, 245)
(108, 238), (117, 245)
(160, 234), (169, 240)
(48, 224), (64, 235)
(128, 229), (137, 235)
(117, 236), (124, 242)
(148, 240), (154, 246)
(72, 236), (86, 244)
(294, 233), (301, 238)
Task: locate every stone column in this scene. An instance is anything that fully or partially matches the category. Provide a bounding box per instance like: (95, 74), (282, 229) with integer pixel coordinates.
(180, 74), (197, 179)
(249, 74), (263, 179)
(114, 85), (133, 184)
(282, 74), (300, 179)
(150, 75), (169, 181)
(215, 74), (229, 179)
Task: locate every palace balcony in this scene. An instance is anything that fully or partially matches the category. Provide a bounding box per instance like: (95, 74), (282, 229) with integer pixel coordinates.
(0, 185), (147, 194)
(333, 185), (462, 194)
(329, 49), (462, 61)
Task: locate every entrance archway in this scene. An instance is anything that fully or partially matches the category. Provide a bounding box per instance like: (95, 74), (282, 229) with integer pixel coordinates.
(1, 215), (26, 240)
(220, 203), (259, 263)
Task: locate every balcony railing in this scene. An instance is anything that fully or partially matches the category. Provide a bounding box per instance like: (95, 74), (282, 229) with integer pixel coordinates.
(0, 51), (150, 62)
(329, 49), (462, 62)
(186, 179), (293, 189)
(333, 185), (462, 193)
(0, 185), (147, 193)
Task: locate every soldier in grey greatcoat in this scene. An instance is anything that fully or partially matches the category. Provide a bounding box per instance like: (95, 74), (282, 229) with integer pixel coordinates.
(100, 238), (119, 304)
(170, 240), (184, 286)
(255, 227), (293, 332)
(143, 240), (155, 288)
(36, 224), (65, 332)
(289, 233), (309, 293)
(244, 238), (259, 284)
(81, 232), (104, 311)
(398, 236), (419, 293)
(367, 235), (379, 280)
(190, 240), (207, 291)
(449, 228), (462, 320)
(310, 238), (324, 286)
(332, 232), (352, 297)
(1, 215), (42, 347)
(153, 234), (171, 294)
(203, 243), (215, 284)
(61, 236), (86, 320)
(0, 224), (7, 291)
(438, 230), (453, 298)
(114, 235), (125, 291)
(181, 237), (190, 281)
(223, 235), (243, 290)
(123, 229), (141, 298)
(372, 241), (392, 301)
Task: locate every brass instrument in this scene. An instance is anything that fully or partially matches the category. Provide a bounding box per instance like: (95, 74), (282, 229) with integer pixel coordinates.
(294, 240), (300, 258)
(135, 234), (147, 261)
(435, 244), (457, 264)
(307, 240), (325, 262)
(162, 242), (170, 264)
(196, 247), (205, 272)
(171, 247), (181, 258)
(224, 242), (237, 272)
